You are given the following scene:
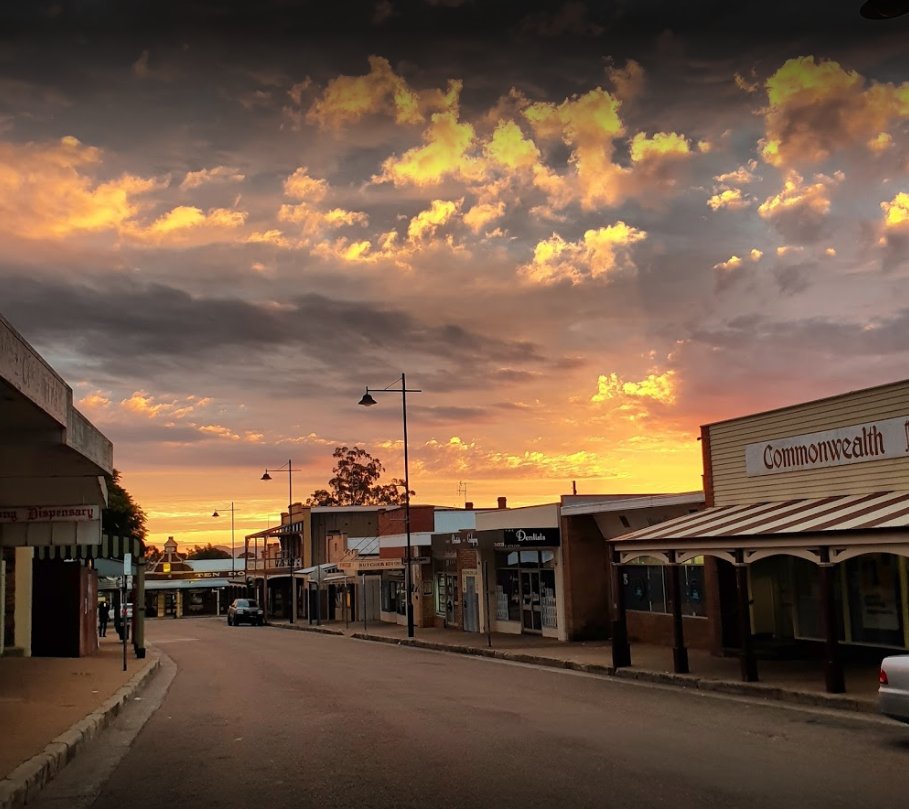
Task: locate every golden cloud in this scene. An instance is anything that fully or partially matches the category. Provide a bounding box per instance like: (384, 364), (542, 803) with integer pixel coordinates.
(591, 370), (677, 405)
(607, 59), (645, 102)
(881, 191), (909, 231)
(0, 136), (161, 240)
(758, 171), (843, 221)
(307, 55), (461, 129)
(707, 187), (751, 211)
(523, 87), (629, 209)
(407, 198), (461, 241)
(629, 131), (690, 163)
(463, 201), (505, 233)
(180, 165), (245, 190)
(120, 391), (212, 420)
(519, 222), (646, 285)
(275, 166), (368, 244)
(374, 111), (479, 187)
(760, 56), (909, 167)
(714, 255), (743, 271)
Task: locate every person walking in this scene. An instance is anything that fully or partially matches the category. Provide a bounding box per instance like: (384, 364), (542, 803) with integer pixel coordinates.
(98, 599), (109, 637)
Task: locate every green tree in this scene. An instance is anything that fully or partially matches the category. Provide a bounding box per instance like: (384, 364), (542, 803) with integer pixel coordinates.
(306, 446), (414, 506)
(102, 469), (148, 540)
(185, 543), (231, 560)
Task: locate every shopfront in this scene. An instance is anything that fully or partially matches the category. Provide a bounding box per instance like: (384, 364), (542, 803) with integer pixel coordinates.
(474, 510), (565, 640)
(609, 378), (909, 693)
(430, 529), (479, 631)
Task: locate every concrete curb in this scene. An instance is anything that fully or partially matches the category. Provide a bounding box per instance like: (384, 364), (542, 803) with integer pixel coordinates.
(270, 622), (345, 637)
(349, 632), (877, 715)
(0, 652), (161, 809)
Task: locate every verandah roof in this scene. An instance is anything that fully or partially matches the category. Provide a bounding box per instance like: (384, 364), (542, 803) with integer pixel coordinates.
(610, 491), (909, 566)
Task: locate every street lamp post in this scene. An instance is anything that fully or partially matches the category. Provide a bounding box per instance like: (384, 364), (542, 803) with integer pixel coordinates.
(358, 372), (421, 639)
(261, 460), (301, 624)
(212, 502), (236, 574)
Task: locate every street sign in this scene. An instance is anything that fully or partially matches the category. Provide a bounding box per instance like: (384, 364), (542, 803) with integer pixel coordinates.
(124, 552), (132, 575)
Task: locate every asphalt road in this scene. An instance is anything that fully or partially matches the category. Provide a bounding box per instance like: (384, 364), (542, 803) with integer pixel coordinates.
(32, 618), (909, 809)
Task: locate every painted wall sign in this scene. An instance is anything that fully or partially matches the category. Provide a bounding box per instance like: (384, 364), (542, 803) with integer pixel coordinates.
(0, 505), (101, 523)
(745, 416), (909, 476)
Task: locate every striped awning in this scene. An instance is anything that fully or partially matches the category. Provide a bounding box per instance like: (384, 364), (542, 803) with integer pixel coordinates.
(34, 534), (145, 561)
(614, 491), (909, 544)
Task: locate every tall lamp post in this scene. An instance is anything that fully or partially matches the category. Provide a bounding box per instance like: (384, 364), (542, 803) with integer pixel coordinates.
(261, 460), (300, 624)
(211, 502), (236, 574)
(358, 373), (421, 639)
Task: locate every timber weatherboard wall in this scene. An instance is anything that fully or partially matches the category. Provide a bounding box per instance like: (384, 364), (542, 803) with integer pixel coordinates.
(706, 379), (909, 506)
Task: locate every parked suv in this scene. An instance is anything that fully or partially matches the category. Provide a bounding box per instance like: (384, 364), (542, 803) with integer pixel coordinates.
(227, 598), (264, 626)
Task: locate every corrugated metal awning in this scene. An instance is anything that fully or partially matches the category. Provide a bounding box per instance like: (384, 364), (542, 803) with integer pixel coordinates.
(34, 533), (145, 561)
(614, 491), (909, 543)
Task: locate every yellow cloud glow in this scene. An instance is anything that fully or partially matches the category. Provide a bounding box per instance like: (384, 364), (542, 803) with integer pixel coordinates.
(591, 371), (677, 405)
(881, 191), (909, 230)
(761, 56), (909, 166)
(520, 222), (646, 285)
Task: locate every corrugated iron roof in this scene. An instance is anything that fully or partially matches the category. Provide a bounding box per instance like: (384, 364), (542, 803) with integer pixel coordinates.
(613, 491), (909, 543)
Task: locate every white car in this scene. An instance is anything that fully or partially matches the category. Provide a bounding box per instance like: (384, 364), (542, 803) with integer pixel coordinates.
(879, 655), (909, 723)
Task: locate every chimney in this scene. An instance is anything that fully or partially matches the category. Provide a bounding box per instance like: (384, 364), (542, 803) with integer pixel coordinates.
(465, 501), (474, 510)
(497, 496), (507, 509)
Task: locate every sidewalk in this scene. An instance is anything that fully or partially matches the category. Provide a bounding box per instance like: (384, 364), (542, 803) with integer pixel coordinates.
(0, 635), (159, 809)
(273, 619), (881, 714)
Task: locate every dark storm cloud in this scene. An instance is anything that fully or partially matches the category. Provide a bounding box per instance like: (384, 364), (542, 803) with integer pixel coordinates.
(0, 274), (546, 380)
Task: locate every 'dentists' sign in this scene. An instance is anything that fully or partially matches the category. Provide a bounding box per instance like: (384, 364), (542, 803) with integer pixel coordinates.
(0, 505), (101, 523)
(745, 416), (909, 476)
(501, 527), (560, 547)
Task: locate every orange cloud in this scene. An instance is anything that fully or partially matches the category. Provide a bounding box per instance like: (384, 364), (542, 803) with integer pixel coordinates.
(629, 131), (690, 163)
(463, 201), (505, 233)
(307, 55), (461, 128)
(180, 165), (245, 190)
(274, 166), (368, 245)
(760, 56), (909, 167)
(881, 191), (909, 231)
(758, 171), (843, 221)
(406, 198), (461, 241)
(374, 111), (480, 186)
(707, 188), (751, 211)
(520, 222), (647, 285)
(0, 136), (161, 240)
(524, 87), (629, 209)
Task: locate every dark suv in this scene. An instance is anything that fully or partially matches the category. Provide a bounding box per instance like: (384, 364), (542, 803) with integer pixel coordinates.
(227, 598), (264, 626)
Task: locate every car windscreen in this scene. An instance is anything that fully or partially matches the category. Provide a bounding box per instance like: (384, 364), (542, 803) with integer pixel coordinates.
(246, 600), (258, 608)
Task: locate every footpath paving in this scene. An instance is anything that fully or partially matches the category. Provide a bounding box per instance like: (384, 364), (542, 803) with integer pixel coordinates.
(0, 617), (884, 808)
(0, 636), (159, 809)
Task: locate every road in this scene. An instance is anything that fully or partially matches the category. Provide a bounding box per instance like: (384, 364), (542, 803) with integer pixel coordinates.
(32, 618), (909, 809)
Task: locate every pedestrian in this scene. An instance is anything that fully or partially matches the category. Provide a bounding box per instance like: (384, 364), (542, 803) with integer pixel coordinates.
(98, 600), (109, 637)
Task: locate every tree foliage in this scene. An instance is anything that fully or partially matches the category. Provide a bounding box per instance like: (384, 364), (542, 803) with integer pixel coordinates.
(306, 446), (414, 506)
(102, 469), (148, 540)
(145, 545), (162, 562)
(185, 543), (231, 560)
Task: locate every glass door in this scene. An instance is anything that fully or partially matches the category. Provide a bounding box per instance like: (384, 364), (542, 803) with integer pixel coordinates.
(521, 571), (542, 632)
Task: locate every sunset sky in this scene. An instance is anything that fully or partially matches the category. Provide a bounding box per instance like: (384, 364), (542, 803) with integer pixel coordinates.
(3, 1), (909, 550)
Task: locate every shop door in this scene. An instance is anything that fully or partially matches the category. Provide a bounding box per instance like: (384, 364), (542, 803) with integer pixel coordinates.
(464, 575), (479, 632)
(521, 571), (542, 632)
(445, 574), (457, 625)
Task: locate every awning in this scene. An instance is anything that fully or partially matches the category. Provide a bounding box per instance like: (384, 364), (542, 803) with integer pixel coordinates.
(34, 533), (145, 561)
(611, 491), (909, 565)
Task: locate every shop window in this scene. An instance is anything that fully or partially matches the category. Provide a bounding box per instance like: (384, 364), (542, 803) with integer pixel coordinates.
(846, 554), (904, 648)
(496, 568), (520, 621)
(382, 579), (402, 613)
(541, 569), (557, 628)
(623, 559), (706, 617)
(435, 573), (447, 616)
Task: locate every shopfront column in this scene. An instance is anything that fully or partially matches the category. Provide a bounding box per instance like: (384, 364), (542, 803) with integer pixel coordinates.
(735, 551), (758, 682)
(819, 550), (845, 694)
(610, 548), (631, 668)
(668, 559), (689, 674)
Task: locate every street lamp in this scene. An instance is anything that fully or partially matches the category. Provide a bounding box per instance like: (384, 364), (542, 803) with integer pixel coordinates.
(358, 372), (421, 639)
(261, 460), (301, 623)
(211, 502), (236, 574)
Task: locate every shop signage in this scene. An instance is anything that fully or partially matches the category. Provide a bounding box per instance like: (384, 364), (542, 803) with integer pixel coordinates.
(501, 527), (560, 547)
(745, 416), (909, 476)
(0, 505), (101, 523)
(340, 558), (404, 572)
